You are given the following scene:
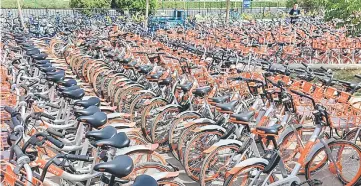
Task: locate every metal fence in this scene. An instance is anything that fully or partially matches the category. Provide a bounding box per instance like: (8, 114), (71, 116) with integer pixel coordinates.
(1, 7), (291, 19)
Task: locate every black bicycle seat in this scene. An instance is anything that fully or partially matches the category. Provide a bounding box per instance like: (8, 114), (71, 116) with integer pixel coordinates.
(62, 89), (85, 100)
(85, 126), (117, 141)
(210, 95), (230, 103)
(132, 175), (158, 186)
(58, 85), (80, 92)
(36, 59), (51, 64)
(256, 124), (283, 135)
(26, 49), (40, 56)
(60, 79), (77, 87)
(231, 111), (255, 122)
(74, 97), (100, 108)
(216, 100), (238, 112)
(138, 65), (153, 74)
(95, 132), (130, 149)
(32, 53), (48, 60)
(39, 66), (56, 73)
(93, 155), (133, 178)
(150, 71), (163, 80)
(36, 63), (52, 68)
(77, 112), (107, 128)
(74, 105), (100, 117)
(179, 82), (193, 92)
(46, 73), (64, 83)
(46, 70), (65, 76)
(159, 76), (172, 86)
(193, 86), (212, 97)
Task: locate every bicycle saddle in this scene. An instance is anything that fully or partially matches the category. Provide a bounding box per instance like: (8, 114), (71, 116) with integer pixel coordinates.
(23, 45), (36, 51)
(36, 63), (52, 68)
(46, 70), (65, 76)
(95, 132), (130, 149)
(119, 58), (132, 64)
(74, 105), (100, 117)
(39, 66), (56, 73)
(231, 111), (255, 122)
(138, 65), (153, 74)
(62, 88), (85, 100)
(36, 59), (50, 64)
(93, 155), (133, 178)
(193, 86), (212, 97)
(256, 124), (283, 135)
(150, 71), (163, 80)
(46, 73), (64, 83)
(179, 82), (193, 92)
(132, 175), (158, 186)
(159, 76), (172, 86)
(59, 79), (77, 87)
(77, 112), (107, 128)
(58, 85), (80, 92)
(32, 53), (48, 60)
(216, 100), (238, 112)
(19, 42), (34, 48)
(26, 49), (40, 56)
(210, 95), (230, 103)
(74, 97), (100, 108)
(85, 126), (117, 141)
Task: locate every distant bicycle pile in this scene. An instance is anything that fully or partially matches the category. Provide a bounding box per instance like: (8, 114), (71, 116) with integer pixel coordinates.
(1, 15), (361, 186)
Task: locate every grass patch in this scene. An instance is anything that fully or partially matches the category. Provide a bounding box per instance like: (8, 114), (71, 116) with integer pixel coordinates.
(1, 0), (70, 9)
(333, 69), (361, 82)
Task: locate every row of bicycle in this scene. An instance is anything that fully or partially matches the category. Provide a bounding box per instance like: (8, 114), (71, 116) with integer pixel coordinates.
(1, 33), (189, 186)
(57, 27), (361, 186)
(3, 23), (361, 186)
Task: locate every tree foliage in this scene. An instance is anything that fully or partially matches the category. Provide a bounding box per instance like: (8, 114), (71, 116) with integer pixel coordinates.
(324, 0), (361, 36)
(286, 0), (326, 10)
(70, 0), (111, 8)
(112, 0), (157, 14)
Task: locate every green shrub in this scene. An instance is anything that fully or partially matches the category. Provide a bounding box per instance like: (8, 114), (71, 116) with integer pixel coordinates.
(70, 0), (111, 8)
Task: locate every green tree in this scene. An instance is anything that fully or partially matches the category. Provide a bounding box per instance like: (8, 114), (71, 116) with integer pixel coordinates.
(325, 0), (361, 36)
(286, 0), (326, 11)
(70, 0), (111, 8)
(113, 0), (157, 14)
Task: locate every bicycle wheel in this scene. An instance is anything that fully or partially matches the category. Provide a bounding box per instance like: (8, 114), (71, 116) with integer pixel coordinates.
(151, 106), (179, 145)
(129, 93), (154, 123)
(200, 145), (241, 186)
(278, 127), (306, 173)
(183, 130), (223, 181)
(177, 123), (208, 163)
(344, 128), (361, 146)
(305, 140), (361, 186)
(168, 112), (201, 160)
(140, 99), (167, 142)
(224, 164), (275, 186)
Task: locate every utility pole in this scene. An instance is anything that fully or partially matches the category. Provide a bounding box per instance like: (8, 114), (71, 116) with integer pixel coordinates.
(225, 0), (231, 23)
(17, 0), (26, 31)
(145, 0), (149, 28)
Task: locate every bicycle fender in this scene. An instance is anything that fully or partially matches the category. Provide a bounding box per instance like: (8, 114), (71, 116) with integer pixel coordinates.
(157, 104), (181, 112)
(182, 118), (216, 128)
(136, 90), (157, 96)
(125, 83), (144, 89)
(203, 139), (243, 154)
(146, 97), (168, 105)
(116, 144), (159, 155)
(147, 172), (179, 181)
(227, 158), (269, 175)
(304, 138), (336, 164)
(175, 111), (201, 118)
(277, 124), (302, 145)
(193, 125), (227, 134)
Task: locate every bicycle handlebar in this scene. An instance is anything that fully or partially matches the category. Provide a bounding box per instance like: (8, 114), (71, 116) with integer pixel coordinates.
(290, 89), (316, 108)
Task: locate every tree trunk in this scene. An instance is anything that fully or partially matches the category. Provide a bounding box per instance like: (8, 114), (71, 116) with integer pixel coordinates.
(17, 0), (26, 31)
